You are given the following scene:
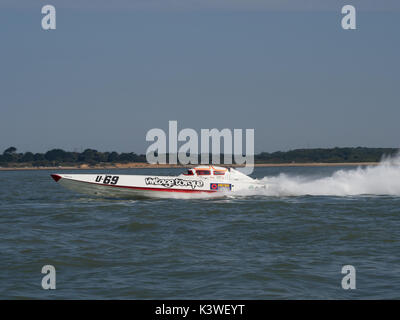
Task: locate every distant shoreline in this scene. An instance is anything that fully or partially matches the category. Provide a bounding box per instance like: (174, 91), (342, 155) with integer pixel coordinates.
(1, 147), (396, 170)
(0, 162), (380, 171)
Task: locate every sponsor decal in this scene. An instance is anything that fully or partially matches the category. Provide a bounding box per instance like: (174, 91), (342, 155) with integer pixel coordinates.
(210, 183), (232, 191)
(145, 177), (204, 189)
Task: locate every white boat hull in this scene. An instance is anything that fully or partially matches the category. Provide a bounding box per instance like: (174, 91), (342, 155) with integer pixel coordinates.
(52, 174), (233, 199)
(51, 168), (265, 199)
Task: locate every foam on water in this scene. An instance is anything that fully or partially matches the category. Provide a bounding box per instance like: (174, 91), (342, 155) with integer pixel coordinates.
(254, 153), (400, 197)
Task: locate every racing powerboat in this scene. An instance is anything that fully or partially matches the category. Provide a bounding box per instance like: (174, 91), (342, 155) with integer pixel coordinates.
(50, 165), (265, 199)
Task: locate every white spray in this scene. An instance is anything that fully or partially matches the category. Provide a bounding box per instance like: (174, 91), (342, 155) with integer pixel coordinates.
(255, 153), (400, 197)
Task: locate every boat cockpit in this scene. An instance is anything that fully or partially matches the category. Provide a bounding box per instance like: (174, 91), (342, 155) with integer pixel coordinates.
(183, 166), (229, 177)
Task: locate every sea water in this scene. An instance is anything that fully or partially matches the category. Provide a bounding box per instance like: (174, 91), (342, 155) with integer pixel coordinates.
(1, 159), (400, 299)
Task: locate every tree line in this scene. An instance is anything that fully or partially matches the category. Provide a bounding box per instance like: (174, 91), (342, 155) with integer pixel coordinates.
(0, 147), (146, 167)
(255, 147), (398, 163)
(0, 146), (398, 167)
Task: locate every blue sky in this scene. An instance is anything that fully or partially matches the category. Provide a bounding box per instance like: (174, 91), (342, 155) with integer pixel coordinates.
(1, 1), (399, 153)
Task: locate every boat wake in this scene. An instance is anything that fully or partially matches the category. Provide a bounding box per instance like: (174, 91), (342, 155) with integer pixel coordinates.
(251, 153), (400, 197)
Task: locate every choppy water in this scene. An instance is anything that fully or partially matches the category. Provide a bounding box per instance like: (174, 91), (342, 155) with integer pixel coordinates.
(1, 162), (400, 299)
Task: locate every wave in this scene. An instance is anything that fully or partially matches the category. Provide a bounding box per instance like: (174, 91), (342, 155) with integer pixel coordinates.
(254, 153), (400, 197)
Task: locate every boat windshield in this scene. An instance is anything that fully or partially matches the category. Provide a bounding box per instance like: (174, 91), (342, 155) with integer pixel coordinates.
(184, 170), (194, 176)
(196, 170), (211, 175)
(214, 171), (225, 175)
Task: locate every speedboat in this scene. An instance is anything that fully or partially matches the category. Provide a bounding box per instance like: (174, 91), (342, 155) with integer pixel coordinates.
(50, 165), (265, 199)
